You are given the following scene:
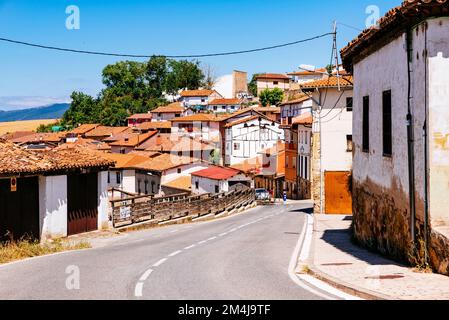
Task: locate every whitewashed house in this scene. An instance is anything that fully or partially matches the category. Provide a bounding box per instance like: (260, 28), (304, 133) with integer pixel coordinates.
(191, 166), (253, 195)
(150, 102), (185, 122)
(340, 0), (449, 274)
(207, 98), (242, 114)
(179, 89), (223, 111)
(224, 114), (284, 166)
(170, 113), (226, 143)
(300, 76), (353, 214)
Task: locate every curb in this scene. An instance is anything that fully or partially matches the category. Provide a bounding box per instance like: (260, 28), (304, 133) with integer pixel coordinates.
(306, 265), (392, 300)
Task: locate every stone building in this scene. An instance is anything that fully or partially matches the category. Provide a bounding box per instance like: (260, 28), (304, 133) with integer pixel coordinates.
(341, 0), (449, 274)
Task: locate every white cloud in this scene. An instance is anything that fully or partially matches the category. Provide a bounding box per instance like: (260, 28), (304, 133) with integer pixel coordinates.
(0, 96), (71, 111)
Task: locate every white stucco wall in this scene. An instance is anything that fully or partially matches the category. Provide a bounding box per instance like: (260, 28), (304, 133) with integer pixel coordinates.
(97, 171), (109, 230)
(191, 176), (227, 195)
(161, 162), (210, 184)
(39, 175), (68, 240)
(225, 118), (284, 166)
(312, 89), (353, 172)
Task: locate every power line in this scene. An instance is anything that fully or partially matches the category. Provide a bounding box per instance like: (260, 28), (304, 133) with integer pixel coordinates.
(0, 32), (334, 59)
(337, 22), (363, 32)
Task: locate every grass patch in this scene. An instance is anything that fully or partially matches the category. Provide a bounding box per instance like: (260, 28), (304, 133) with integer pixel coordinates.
(0, 238), (91, 264)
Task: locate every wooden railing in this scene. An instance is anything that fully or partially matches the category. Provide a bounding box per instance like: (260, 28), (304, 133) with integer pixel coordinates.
(110, 187), (256, 228)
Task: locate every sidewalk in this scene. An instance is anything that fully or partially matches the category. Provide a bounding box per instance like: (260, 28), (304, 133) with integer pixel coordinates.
(309, 214), (449, 300)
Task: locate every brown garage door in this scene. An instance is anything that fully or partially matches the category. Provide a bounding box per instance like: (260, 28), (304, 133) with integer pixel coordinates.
(67, 173), (98, 236)
(0, 177), (40, 241)
(324, 171), (352, 215)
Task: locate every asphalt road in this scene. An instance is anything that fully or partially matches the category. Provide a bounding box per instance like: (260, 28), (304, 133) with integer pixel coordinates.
(0, 203), (330, 300)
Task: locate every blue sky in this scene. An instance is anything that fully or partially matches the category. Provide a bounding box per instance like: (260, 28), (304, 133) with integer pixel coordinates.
(0, 0), (400, 110)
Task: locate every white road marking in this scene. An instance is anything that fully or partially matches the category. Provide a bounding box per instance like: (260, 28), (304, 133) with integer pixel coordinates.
(152, 258), (168, 267)
(168, 250), (182, 257)
(134, 282), (144, 297)
(219, 232), (228, 237)
(288, 213), (362, 300)
(208, 236), (217, 241)
(198, 240), (208, 245)
(184, 244), (196, 250)
(229, 228), (238, 233)
(299, 214), (314, 261)
(139, 268), (153, 281)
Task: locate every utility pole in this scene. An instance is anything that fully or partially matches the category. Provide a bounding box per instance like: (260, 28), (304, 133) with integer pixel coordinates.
(332, 21), (341, 91)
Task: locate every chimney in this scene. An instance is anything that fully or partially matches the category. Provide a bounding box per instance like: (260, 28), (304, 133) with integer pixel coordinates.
(156, 134), (162, 146)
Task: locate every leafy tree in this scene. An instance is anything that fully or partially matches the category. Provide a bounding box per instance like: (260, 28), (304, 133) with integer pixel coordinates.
(248, 73), (261, 97)
(259, 88), (284, 107)
(62, 92), (101, 127)
(165, 59), (204, 94)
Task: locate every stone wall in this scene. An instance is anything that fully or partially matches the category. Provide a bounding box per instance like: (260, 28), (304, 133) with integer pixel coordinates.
(298, 177), (311, 200)
(311, 131), (322, 213)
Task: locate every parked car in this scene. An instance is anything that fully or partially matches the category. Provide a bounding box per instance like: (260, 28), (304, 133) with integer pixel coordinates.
(255, 188), (271, 201)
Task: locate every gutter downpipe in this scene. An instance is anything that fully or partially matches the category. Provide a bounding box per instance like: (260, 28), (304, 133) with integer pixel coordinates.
(423, 22), (429, 264)
(406, 28), (417, 254)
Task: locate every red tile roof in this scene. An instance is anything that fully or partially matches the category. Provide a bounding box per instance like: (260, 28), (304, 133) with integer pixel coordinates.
(108, 131), (157, 147)
(341, 0), (449, 71)
(170, 113), (228, 123)
(255, 73), (290, 80)
(191, 166), (241, 180)
(68, 124), (100, 135)
(85, 126), (129, 138)
(224, 115), (262, 128)
(0, 139), (114, 176)
(209, 98), (242, 105)
(292, 113), (313, 125)
(151, 102), (184, 113)
(10, 132), (65, 144)
(127, 113), (152, 120)
(135, 121), (172, 130)
(136, 133), (216, 152)
(300, 76), (353, 89)
(180, 89), (216, 97)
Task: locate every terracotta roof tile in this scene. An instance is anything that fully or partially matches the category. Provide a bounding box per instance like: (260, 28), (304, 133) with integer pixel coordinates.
(151, 102), (184, 113)
(170, 113), (228, 123)
(341, 0), (449, 70)
(85, 126), (129, 138)
(191, 166), (241, 180)
(0, 139), (114, 176)
(136, 133), (216, 152)
(10, 132), (65, 144)
(68, 124), (100, 135)
(209, 98), (242, 105)
(292, 113), (313, 125)
(108, 131), (157, 147)
(180, 89), (216, 97)
(132, 153), (199, 172)
(127, 113), (152, 120)
(162, 176), (192, 191)
(300, 76), (353, 89)
(135, 121), (172, 130)
(255, 73), (290, 80)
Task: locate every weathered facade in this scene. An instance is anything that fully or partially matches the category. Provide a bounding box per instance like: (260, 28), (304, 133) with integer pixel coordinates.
(341, 0), (449, 273)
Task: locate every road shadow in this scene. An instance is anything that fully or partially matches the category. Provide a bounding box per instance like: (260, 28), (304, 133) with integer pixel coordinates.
(320, 228), (407, 267)
(289, 207), (313, 214)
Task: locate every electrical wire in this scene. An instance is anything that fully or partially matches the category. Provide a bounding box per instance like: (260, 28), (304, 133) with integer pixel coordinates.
(0, 32), (334, 58)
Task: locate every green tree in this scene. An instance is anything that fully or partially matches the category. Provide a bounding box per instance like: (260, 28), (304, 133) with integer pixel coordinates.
(165, 59), (204, 94)
(259, 88), (284, 107)
(248, 73), (261, 97)
(62, 92), (101, 128)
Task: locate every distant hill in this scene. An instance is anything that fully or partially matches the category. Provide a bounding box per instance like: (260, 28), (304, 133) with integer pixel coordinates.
(0, 103), (70, 122)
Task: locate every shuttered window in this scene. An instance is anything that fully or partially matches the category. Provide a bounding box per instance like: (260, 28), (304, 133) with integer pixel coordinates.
(362, 96), (370, 152)
(383, 90), (392, 157)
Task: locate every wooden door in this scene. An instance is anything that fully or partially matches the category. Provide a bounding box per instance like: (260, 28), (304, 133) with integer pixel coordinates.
(0, 177), (40, 241)
(67, 173), (98, 235)
(324, 171), (352, 215)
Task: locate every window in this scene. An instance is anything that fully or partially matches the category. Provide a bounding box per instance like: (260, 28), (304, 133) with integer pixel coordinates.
(138, 180), (141, 194)
(305, 157), (308, 180)
(346, 97), (353, 112)
(151, 181), (155, 194)
(233, 143), (240, 151)
(213, 106), (217, 111)
(195, 181), (199, 189)
(201, 98), (206, 103)
(175, 113), (180, 117)
(116, 172), (121, 184)
(383, 90), (392, 157)
(144, 181), (148, 194)
(215, 185), (219, 193)
(178, 151), (183, 156)
(346, 135), (353, 152)
(273, 81), (279, 85)
(177, 168), (182, 174)
(362, 96), (370, 152)
(107, 171), (110, 184)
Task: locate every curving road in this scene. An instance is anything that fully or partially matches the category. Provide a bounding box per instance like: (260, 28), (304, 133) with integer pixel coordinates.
(0, 203), (335, 300)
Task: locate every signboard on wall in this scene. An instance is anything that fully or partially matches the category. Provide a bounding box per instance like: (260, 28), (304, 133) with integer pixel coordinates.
(10, 177), (17, 192)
